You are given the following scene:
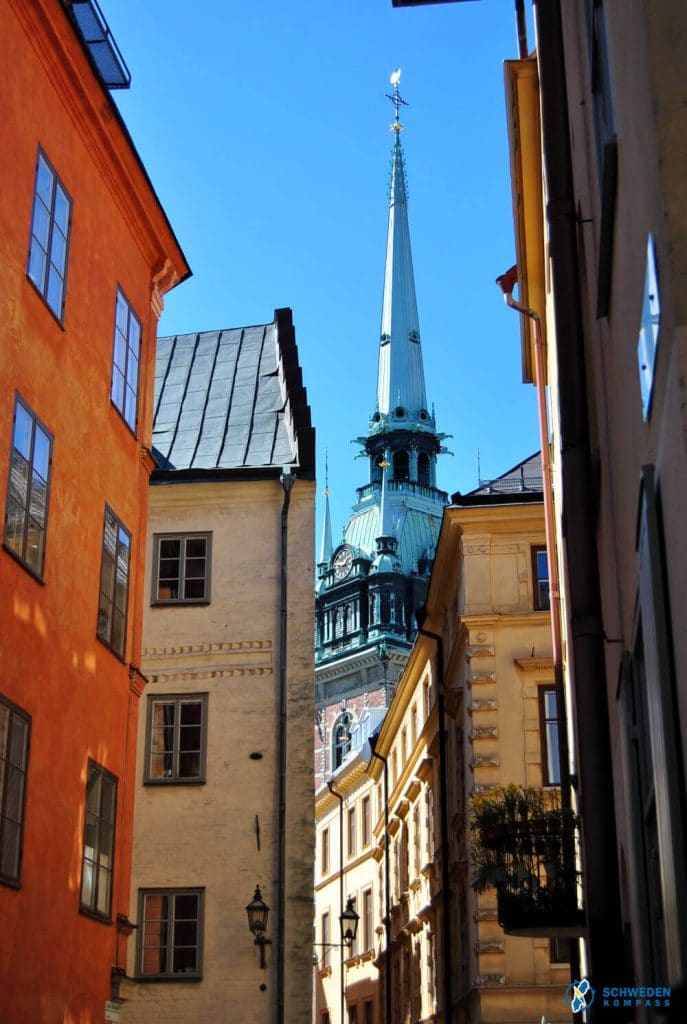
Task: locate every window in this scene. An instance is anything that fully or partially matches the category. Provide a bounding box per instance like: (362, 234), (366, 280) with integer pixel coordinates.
(0, 695), (30, 887)
(96, 506), (131, 658)
(80, 760), (116, 919)
(348, 895), (358, 956)
(348, 1005), (358, 1024)
(27, 150), (71, 320)
(323, 1014), (330, 1024)
(152, 533), (211, 604)
(347, 806), (356, 859)
(4, 395), (52, 578)
(146, 695), (207, 784)
(539, 687), (561, 786)
(138, 889), (203, 979)
(363, 1000), (373, 1024)
(362, 887), (373, 952)
(321, 911), (331, 968)
(321, 827), (329, 876)
(362, 795), (371, 848)
(110, 288), (142, 432)
(393, 450), (409, 482)
(532, 545), (550, 610)
(333, 712), (353, 769)
(550, 937), (572, 963)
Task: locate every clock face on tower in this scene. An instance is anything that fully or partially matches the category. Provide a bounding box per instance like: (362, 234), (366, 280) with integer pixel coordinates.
(333, 545), (353, 580)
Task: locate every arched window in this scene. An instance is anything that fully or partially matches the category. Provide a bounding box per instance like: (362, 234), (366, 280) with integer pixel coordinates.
(333, 712), (353, 769)
(371, 453), (384, 484)
(393, 450), (409, 482)
(417, 452), (430, 487)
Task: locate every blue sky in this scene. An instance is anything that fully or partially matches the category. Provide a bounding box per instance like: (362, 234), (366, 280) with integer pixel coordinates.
(105, 0), (540, 544)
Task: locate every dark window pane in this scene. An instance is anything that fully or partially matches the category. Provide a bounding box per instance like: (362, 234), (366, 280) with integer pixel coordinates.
(8, 715), (28, 768)
(174, 920), (197, 947)
(174, 894), (198, 919)
(185, 538), (206, 559)
(183, 578), (205, 600)
(172, 947), (197, 974)
(178, 752), (200, 778)
(5, 765), (24, 820)
(1, 820), (21, 878)
(111, 608), (126, 656)
(4, 498), (24, 556)
(184, 558), (206, 579)
(159, 539), (181, 559)
(179, 703), (202, 726)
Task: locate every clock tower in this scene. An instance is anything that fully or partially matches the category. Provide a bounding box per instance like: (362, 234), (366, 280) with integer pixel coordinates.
(315, 75), (449, 787)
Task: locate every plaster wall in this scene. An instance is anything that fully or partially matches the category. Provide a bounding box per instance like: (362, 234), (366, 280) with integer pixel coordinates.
(122, 477), (314, 1024)
(0, 2), (186, 1020)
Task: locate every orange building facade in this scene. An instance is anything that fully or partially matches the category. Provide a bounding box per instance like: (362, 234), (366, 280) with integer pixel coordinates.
(0, 2), (189, 1021)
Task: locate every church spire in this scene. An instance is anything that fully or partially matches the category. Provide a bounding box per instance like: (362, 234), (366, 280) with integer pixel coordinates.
(375, 71), (429, 426)
(318, 451), (333, 566)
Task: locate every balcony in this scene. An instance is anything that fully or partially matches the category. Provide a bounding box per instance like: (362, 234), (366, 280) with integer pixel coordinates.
(471, 786), (585, 938)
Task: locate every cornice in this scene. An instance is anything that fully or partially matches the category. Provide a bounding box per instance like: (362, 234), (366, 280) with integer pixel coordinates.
(514, 656), (554, 672)
(142, 639), (273, 684)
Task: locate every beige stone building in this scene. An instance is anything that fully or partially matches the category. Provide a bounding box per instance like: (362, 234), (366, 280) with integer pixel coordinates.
(120, 309), (316, 1024)
(499, 1), (687, 1009)
(314, 456), (571, 1023)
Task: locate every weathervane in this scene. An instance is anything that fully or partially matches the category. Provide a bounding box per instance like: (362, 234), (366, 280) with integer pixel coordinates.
(386, 68), (409, 132)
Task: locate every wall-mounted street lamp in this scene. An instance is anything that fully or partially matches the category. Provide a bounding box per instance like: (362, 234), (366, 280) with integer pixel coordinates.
(246, 885), (272, 968)
(313, 896), (361, 954)
(339, 896), (360, 948)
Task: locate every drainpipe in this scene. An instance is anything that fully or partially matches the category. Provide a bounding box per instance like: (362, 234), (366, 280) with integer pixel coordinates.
(277, 468), (295, 1024)
(416, 626), (453, 1024)
(530, 0), (624, 995)
(495, 268), (580, 992)
(494, 267), (572, 816)
(368, 743), (391, 1024)
(327, 779), (345, 1024)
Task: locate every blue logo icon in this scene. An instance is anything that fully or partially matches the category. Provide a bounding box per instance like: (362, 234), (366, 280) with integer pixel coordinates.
(564, 978), (596, 1013)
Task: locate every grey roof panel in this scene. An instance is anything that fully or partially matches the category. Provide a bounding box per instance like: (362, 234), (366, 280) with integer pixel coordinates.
(152, 312), (313, 474)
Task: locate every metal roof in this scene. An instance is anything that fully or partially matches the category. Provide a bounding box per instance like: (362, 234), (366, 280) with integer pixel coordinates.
(152, 309), (314, 475)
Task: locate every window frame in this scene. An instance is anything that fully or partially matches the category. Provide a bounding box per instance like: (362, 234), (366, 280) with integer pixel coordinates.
(137, 887), (204, 981)
(0, 693), (31, 889)
(144, 693), (208, 786)
(110, 286), (142, 434)
(362, 887), (373, 952)
(79, 759), (117, 923)
(96, 504), (131, 660)
(151, 532), (212, 606)
(321, 826), (329, 877)
(347, 805), (357, 859)
(539, 686), (561, 786)
(26, 148), (72, 323)
(361, 795), (371, 848)
(531, 544), (550, 611)
(3, 394), (53, 581)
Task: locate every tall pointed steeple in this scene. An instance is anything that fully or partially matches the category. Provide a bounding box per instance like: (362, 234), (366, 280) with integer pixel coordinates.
(314, 73), (449, 775)
(373, 71), (432, 435)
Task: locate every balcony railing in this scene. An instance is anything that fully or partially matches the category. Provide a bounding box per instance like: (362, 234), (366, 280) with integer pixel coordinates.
(356, 480), (448, 503)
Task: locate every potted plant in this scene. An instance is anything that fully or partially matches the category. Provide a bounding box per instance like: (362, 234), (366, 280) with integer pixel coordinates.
(470, 785), (585, 937)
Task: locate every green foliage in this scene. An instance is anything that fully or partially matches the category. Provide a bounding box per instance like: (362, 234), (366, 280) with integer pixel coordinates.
(469, 785), (577, 896)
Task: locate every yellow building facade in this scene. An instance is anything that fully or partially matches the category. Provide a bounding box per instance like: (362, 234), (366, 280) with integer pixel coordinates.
(315, 458), (570, 1024)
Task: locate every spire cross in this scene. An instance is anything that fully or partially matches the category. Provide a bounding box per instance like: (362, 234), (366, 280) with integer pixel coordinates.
(386, 69), (409, 131)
